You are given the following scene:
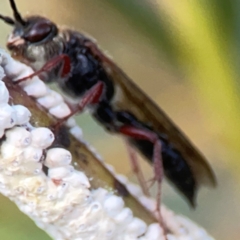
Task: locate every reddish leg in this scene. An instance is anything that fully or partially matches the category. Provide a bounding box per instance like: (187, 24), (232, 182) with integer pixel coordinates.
(125, 141), (150, 197)
(15, 54), (71, 83)
(119, 126), (163, 185)
(119, 126), (167, 236)
(53, 81), (104, 129)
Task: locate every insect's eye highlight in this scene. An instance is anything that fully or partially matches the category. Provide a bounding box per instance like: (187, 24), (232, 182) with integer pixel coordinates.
(24, 21), (52, 43)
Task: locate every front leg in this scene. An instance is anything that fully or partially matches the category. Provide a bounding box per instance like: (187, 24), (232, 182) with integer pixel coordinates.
(53, 81), (105, 128)
(15, 54), (71, 83)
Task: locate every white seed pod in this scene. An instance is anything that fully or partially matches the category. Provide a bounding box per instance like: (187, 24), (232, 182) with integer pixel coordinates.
(20, 162), (43, 175)
(139, 196), (156, 212)
(49, 102), (71, 119)
(165, 235), (177, 240)
(192, 229), (211, 239)
(102, 221), (116, 239)
(37, 90), (64, 109)
(69, 126), (83, 141)
(12, 105), (31, 125)
(126, 183), (143, 197)
(0, 128), (4, 138)
(0, 174), (10, 190)
(66, 117), (77, 128)
(48, 166), (74, 180)
(45, 180), (58, 201)
(91, 188), (109, 203)
(0, 142), (24, 162)
(6, 157), (24, 172)
(114, 208), (133, 225)
(0, 50), (31, 80)
(0, 81), (9, 104)
(19, 176), (46, 195)
(103, 195), (124, 217)
(13, 68), (35, 83)
(63, 171), (90, 188)
(178, 236), (193, 240)
(31, 127), (54, 148)
(5, 127), (31, 148)
(22, 77), (48, 98)
(144, 223), (164, 240)
(23, 146), (43, 162)
(45, 148), (72, 168)
(59, 185), (89, 205)
(125, 217), (147, 237)
(0, 65), (5, 81)
(116, 174), (128, 185)
(0, 103), (16, 129)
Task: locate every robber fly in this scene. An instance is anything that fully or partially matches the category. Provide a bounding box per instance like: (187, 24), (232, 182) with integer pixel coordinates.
(0, 0), (216, 209)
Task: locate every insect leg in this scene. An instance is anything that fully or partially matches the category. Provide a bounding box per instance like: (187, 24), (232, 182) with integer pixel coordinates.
(15, 54), (71, 83)
(118, 125), (167, 234)
(53, 81), (105, 129)
(125, 142), (150, 197)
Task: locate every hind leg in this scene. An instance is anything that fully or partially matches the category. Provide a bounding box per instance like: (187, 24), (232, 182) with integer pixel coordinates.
(125, 141), (150, 197)
(118, 125), (167, 238)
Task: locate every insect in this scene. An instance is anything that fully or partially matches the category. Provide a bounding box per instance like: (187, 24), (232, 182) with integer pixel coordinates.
(0, 0), (216, 218)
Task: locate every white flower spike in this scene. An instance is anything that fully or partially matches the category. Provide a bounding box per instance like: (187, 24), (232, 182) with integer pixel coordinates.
(0, 48), (215, 240)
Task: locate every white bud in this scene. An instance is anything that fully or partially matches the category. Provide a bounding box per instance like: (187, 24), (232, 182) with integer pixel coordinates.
(0, 128), (4, 138)
(45, 148), (72, 168)
(114, 208), (133, 225)
(5, 127), (31, 148)
(49, 102), (71, 119)
(66, 118), (77, 128)
(13, 68), (34, 83)
(0, 142), (23, 160)
(103, 195), (124, 217)
(31, 128), (54, 148)
(69, 126), (83, 141)
(0, 104), (16, 129)
(48, 166), (74, 180)
(12, 105), (31, 125)
(116, 174), (128, 184)
(22, 77), (48, 97)
(0, 50), (31, 80)
(91, 188), (109, 203)
(63, 171), (90, 188)
(19, 176), (46, 195)
(37, 90), (64, 109)
(0, 81), (9, 104)
(144, 223), (164, 240)
(24, 146), (43, 162)
(126, 183), (142, 197)
(139, 196), (156, 212)
(125, 218), (147, 237)
(20, 162), (43, 175)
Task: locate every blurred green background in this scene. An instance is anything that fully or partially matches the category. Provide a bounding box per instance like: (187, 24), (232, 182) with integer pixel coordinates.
(0, 0), (239, 239)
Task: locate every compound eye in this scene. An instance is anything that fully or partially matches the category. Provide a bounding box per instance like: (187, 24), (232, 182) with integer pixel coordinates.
(24, 21), (52, 43)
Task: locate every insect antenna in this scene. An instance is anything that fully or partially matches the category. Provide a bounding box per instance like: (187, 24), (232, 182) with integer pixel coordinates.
(0, 14), (15, 25)
(9, 0), (26, 26)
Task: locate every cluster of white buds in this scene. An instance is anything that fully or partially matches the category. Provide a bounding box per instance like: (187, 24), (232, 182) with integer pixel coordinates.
(0, 49), (215, 240)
